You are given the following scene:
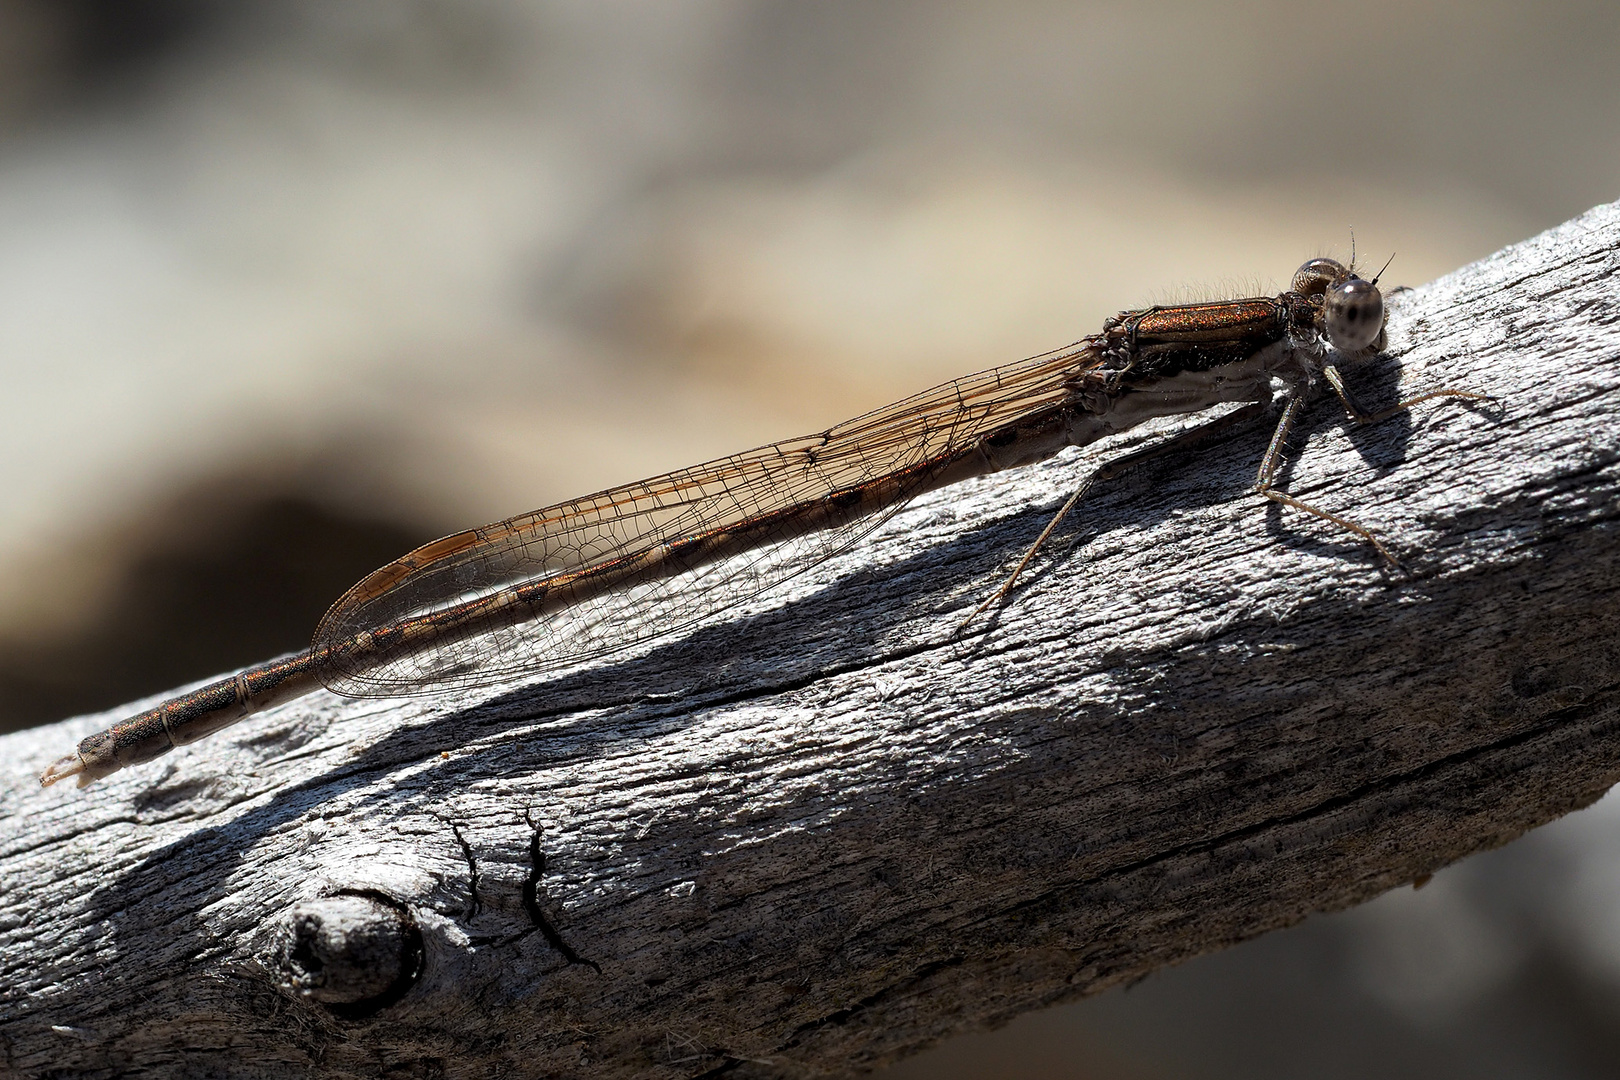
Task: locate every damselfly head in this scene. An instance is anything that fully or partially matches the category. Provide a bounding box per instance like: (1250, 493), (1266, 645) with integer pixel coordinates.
(1322, 274), (1385, 352)
(1288, 257), (1387, 353)
(1289, 258), (1349, 299)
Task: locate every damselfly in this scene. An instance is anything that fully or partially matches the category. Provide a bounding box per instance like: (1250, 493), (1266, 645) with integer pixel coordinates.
(40, 257), (1486, 789)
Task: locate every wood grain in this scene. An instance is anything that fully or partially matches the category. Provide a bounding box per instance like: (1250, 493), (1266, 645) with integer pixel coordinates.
(4, 202), (1619, 1079)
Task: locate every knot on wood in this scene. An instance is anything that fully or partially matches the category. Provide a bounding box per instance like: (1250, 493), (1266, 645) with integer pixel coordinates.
(270, 890), (425, 1019)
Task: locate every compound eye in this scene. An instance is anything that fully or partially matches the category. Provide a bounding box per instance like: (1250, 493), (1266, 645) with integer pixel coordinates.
(1291, 258), (1348, 298)
(1324, 275), (1384, 352)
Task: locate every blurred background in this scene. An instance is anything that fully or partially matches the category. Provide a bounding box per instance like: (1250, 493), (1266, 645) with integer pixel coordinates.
(1, 1), (1615, 1075)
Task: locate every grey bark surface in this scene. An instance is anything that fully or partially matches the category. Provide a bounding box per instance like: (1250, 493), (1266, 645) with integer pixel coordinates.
(4, 203), (1620, 1079)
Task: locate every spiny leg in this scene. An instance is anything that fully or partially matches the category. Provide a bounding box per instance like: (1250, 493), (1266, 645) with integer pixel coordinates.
(1255, 366), (1491, 567)
(956, 401), (1268, 635)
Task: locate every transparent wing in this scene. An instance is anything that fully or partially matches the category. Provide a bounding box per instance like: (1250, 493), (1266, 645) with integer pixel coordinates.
(313, 342), (1097, 696)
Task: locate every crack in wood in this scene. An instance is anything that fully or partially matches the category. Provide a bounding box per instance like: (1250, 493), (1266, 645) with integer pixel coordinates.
(520, 809), (601, 974)
(445, 818), (481, 920)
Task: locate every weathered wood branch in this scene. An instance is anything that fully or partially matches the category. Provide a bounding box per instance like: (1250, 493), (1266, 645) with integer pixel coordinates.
(4, 203), (1620, 1079)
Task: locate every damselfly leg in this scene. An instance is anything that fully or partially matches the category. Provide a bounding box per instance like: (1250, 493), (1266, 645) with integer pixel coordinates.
(961, 364), (1493, 636)
(1255, 367), (1495, 569)
(956, 401), (1270, 634)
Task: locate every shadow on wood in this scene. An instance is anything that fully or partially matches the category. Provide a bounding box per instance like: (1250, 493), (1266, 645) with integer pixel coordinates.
(3, 202), (1619, 1079)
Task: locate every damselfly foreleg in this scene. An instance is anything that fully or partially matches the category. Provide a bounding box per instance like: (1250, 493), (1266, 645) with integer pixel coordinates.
(1254, 367), (1493, 567)
(1319, 363), (1495, 426)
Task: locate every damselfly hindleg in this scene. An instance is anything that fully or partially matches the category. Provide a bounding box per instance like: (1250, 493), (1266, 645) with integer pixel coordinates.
(956, 401), (1270, 634)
